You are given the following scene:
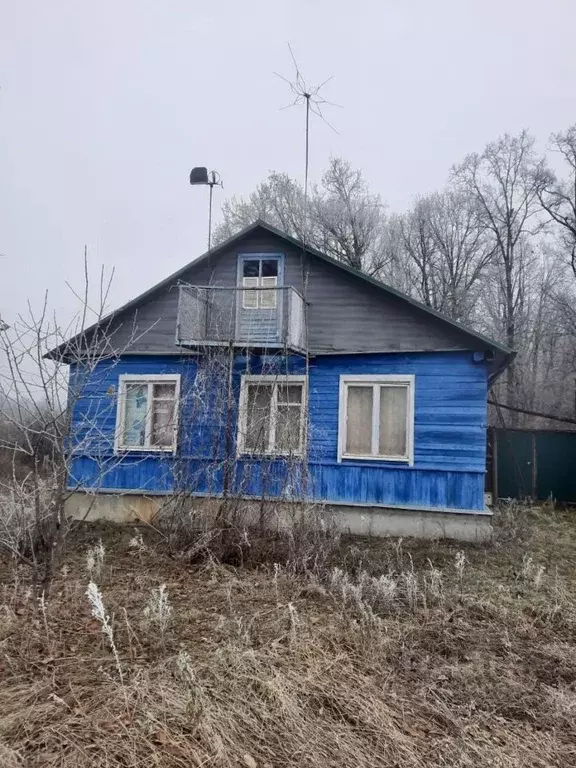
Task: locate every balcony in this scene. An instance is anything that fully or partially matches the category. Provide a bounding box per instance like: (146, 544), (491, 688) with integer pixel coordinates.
(175, 284), (306, 352)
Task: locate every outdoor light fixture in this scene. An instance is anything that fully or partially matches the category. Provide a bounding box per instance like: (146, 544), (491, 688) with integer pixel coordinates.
(189, 167), (223, 252)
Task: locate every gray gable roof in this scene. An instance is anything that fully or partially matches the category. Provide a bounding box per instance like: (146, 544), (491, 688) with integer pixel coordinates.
(250, 221), (511, 357)
(48, 219), (512, 376)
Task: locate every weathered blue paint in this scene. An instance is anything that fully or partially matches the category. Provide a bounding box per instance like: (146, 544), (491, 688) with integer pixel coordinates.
(68, 350), (488, 511)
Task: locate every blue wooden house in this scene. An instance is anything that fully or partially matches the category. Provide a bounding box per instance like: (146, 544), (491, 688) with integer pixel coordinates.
(59, 221), (511, 540)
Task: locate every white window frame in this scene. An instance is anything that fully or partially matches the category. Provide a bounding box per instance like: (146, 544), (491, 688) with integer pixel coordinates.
(338, 374), (415, 464)
(114, 374), (181, 454)
(237, 374), (307, 457)
(241, 260), (279, 309)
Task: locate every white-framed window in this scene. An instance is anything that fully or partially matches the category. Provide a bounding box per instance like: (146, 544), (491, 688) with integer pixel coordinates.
(115, 374), (181, 453)
(338, 375), (415, 463)
(237, 375), (307, 456)
(241, 258), (279, 309)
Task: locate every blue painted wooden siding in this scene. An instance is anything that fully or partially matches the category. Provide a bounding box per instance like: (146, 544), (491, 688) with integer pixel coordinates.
(310, 353), (487, 471)
(68, 351), (488, 511)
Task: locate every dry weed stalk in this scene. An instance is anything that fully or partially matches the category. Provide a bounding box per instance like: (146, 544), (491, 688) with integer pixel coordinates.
(86, 539), (105, 581)
(454, 550), (466, 596)
(128, 532), (146, 553)
(143, 583), (172, 644)
(85, 581), (126, 703)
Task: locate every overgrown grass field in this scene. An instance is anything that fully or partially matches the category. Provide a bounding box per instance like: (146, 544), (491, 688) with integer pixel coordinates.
(1, 506), (576, 767)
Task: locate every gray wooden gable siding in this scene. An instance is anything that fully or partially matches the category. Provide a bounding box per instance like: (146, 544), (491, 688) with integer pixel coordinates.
(103, 231), (483, 355)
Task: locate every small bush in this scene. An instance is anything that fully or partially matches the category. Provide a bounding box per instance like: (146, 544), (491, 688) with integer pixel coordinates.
(0, 478), (55, 560)
(153, 496), (341, 573)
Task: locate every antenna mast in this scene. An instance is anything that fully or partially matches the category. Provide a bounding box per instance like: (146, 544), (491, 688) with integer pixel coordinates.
(275, 45), (340, 290)
(275, 45), (340, 483)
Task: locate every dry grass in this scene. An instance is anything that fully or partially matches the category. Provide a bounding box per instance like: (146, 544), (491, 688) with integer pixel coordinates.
(1, 504), (576, 766)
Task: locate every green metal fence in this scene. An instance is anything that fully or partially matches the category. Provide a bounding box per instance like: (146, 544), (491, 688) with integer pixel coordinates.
(488, 428), (576, 504)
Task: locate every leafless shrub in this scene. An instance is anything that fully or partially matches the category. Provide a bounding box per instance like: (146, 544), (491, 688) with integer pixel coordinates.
(0, 257), (146, 595)
(0, 478), (54, 562)
(492, 499), (536, 547)
(154, 495), (341, 575)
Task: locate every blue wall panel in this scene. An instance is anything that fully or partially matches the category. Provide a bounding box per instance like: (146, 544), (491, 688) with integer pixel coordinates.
(68, 350), (488, 511)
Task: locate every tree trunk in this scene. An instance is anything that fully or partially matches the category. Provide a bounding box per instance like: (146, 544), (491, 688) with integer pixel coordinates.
(504, 256), (518, 427)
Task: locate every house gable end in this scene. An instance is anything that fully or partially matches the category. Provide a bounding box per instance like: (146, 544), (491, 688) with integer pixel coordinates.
(50, 222), (510, 366)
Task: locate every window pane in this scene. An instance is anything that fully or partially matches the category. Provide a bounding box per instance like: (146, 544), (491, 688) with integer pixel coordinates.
(260, 276), (277, 309)
(245, 384), (273, 452)
(153, 382), (176, 399)
(243, 259), (260, 277)
(276, 404), (301, 453)
(346, 386), (373, 455)
(261, 259), (279, 277)
(151, 399), (175, 447)
(123, 384), (147, 447)
(278, 384), (302, 404)
(379, 386), (407, 457)
(242, 276), (259, 309)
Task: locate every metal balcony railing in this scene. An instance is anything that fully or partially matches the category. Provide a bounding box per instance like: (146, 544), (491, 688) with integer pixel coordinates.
(175, 284), (306, 352)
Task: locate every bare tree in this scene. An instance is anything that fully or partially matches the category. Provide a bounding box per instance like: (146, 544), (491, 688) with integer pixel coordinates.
(310, 158), (389, 274)
(213, 158), (389, 275)
(394, 189), (494, 324)
(0, 261), (143, 594)
(452, 130), (545, 419)
(426, 190), (496, 322)
(536, 125), (576, 279)
(530, 124), (576, 409)
(215, 172), (306, 245)
(396, 199), (440, 310)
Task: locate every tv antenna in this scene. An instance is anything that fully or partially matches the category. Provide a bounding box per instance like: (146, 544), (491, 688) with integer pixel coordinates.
(275, 44), (340, 218)
(189, 167), (223, 252)
(275, 44), (340, 296)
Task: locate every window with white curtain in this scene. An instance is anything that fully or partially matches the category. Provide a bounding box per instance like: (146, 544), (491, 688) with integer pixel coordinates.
(338, 375), (414, 463)
(238, 375), (307, 456)
(115, 375), (180, 452)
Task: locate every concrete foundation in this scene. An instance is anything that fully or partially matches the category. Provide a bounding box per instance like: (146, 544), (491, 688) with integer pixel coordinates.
(64, 491), (493, 542)
(65, 492), (163, 524)
(333, 504), (492, 542)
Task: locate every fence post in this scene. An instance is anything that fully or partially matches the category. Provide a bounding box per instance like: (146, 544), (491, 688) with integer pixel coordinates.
(492, 428), (499, 501)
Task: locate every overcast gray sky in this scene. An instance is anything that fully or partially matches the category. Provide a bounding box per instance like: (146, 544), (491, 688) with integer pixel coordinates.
(1, 0), (575, 326)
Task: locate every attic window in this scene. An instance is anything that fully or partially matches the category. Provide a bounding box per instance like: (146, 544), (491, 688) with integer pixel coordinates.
(338, 375), (414, 463)
(241, 258), (279, 309)
(115, 375), (180, 452)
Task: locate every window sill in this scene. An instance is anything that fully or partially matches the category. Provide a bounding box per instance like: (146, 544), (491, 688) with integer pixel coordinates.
(237, 451), (304, 459)
(115, 446), (177, 455)
(339, 453), (412, 464)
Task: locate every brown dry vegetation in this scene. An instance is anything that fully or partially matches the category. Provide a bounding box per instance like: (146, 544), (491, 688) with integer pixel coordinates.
(1, 505), (576, 767)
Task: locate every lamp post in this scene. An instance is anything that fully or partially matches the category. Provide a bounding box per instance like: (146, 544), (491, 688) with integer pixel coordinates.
(189, 167), (223, 252)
